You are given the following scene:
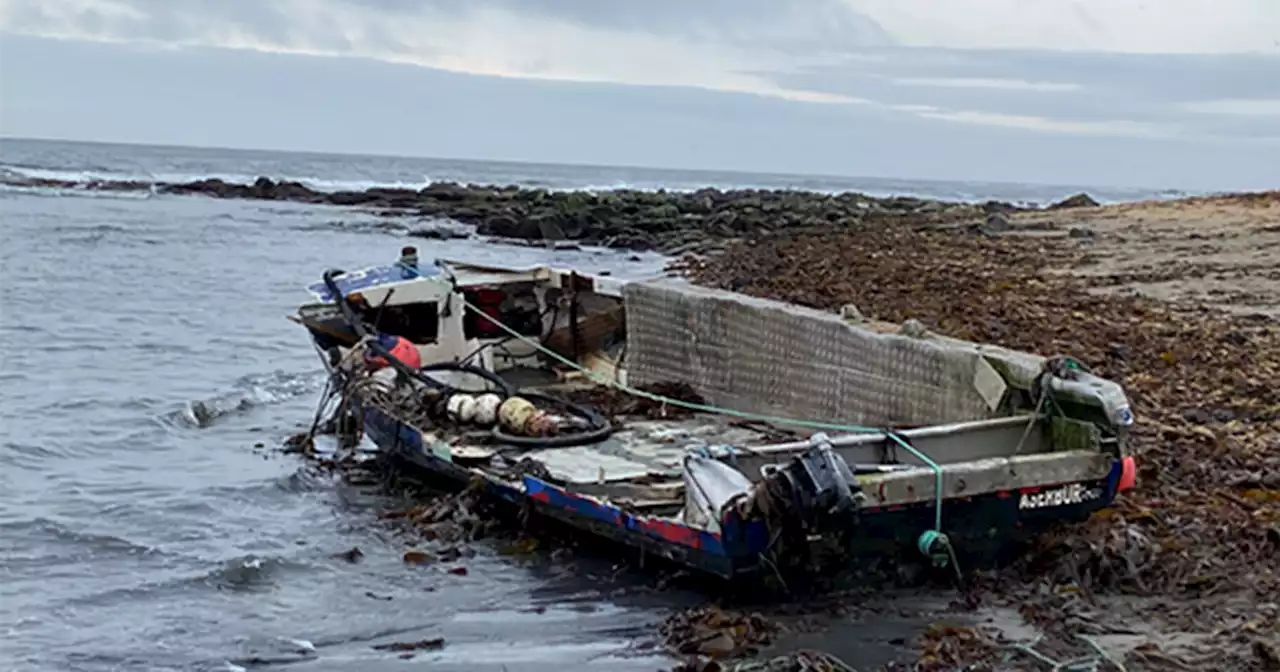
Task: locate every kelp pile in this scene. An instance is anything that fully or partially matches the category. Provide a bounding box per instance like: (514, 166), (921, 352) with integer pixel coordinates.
(661, 605), (783, 660)
(674, 210), (1280, 670)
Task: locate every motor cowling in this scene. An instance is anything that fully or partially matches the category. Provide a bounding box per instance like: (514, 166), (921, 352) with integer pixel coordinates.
(765, 433), (864, 533)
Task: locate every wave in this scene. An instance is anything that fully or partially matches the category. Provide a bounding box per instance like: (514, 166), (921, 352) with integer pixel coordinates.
(1, 159), (1156, 206)
(0, 161), (689, 198)
(0, 517), (170, 560)
(202, 553), (314, 592)
(55, 553), (320, 610)
(0, 162), (434, 195)
(160, 370), (325, 429)
(0, 182), (158, 201)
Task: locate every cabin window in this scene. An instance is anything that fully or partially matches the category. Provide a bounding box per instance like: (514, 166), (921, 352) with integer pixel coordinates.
(363, 302), (439, 344)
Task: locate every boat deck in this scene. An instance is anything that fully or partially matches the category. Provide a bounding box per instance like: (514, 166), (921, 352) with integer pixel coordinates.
(441, 410), (781, 514)
(513, 416), (773, 494)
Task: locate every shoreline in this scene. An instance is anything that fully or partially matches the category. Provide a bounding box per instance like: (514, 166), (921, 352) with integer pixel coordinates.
(0, 172), (1196, 255)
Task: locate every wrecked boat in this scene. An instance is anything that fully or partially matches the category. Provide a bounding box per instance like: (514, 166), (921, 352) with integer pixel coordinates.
(291, 254), (1138, 585)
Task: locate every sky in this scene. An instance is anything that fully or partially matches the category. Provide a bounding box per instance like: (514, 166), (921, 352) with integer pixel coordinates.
(0, 0), (1278, 190)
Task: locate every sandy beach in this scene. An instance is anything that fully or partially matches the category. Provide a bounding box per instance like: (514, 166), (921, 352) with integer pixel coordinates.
(1010, 192), (1280, 318)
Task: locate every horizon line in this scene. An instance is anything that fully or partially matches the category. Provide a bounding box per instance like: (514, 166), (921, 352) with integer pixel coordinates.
(0, 134), (1177, 196)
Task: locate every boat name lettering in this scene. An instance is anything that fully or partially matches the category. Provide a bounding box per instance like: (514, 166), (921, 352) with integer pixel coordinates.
(1018, 483), (1100, 510)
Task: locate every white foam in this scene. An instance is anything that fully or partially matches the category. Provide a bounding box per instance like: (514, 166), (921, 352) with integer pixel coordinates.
(0, 162), (437, 194)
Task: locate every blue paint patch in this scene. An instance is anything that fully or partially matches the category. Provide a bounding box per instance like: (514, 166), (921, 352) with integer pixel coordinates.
(308, 263), (441, 302)
(363, 405), (731, 565)
(364, 406), (421, 454)
(523, 476), (728, 556)
(721, 508), (771, 557)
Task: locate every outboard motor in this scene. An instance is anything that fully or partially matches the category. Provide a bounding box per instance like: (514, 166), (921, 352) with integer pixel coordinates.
(751, 432), (866, 585)
(763, 432), (865, 535)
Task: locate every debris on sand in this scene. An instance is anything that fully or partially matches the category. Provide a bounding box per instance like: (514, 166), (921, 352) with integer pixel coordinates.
(379, 486), (494, 545)
(674, 649), (858, 672)
(402, 550), (434, 565)
(371, 636), (446, 652)
(661, 606), (783, 660)
(674, 198), (1280, 670)
(898, 624), (1002, 671)
(658, 603), (857, 671)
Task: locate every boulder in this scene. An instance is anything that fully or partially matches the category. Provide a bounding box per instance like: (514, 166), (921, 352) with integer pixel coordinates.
(1049, 192), (1100, 209)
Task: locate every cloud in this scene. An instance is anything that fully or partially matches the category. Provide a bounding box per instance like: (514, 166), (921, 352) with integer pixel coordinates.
(0, 0), (904, 119)
(0, 0), (878, 92)
(1, 0), (1278, 144)
(848, 0), (1280, 54)
(890, 77), (1083, 92)
(1182, 99), (1280, 117)
(914, 110), (1175, 137)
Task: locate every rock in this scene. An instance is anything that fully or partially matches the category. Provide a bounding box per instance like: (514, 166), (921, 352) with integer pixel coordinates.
(984, 211), (1012, 233)
(333, 546), (364, 563)
(407, 226), (469, 241)
(899, 319), (929, 338)
(968, 211), (1011, 236)
(420, 182), (472, 202)
(372, 637), (446, 652)
(1068, 227), (1097, 239)
(476, 214), (521, 238)
(1050, 192), (1101, 209)
(982, 200), (1020, 214)
(13, 170), (1104, 250)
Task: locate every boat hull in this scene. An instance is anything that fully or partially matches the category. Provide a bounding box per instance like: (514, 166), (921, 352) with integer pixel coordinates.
(359, 401), (1127, 584)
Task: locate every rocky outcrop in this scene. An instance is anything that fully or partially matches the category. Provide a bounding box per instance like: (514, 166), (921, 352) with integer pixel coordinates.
(153, 178), (1028, 251)
(7, 172), (1088, 251)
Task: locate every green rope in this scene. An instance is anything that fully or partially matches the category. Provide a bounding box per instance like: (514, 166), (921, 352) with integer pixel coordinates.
(451, 294), (950, 551)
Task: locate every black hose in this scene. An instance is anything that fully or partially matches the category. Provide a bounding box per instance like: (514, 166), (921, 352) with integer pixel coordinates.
(420, 361), (515, 397)
(490, 390), (614, 449)
(457, 335), (518, 367)
(319, 269), (612, 448)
